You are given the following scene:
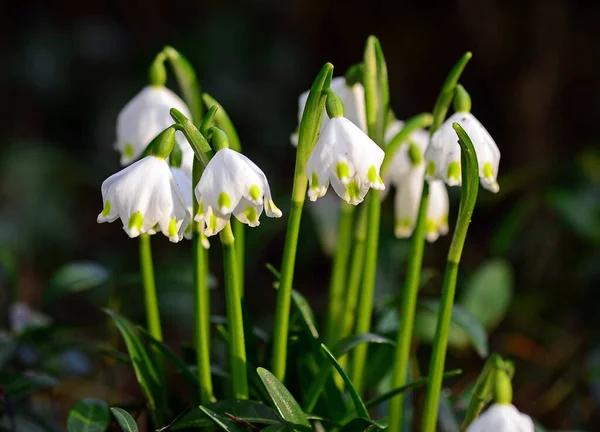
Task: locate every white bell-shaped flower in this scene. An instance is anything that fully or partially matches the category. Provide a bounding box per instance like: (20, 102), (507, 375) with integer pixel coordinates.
(98, 156), (191, 242)
(170, 166), (210, 248)
(466, 404), (534, 432)
(306, 117), (385, 205)
(115, 86), (191, 166)
(194, 149), (282, 236)
(383, 121), (449, 241)
(291, 76), (367, 146)
(425, 112), (500, 192)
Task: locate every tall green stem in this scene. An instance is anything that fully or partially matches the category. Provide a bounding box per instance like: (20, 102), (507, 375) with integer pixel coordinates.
(421, 124), (479, 432)
(220, 222), (248, 399)
(233, 220), (245, 297)
(324, 202), (355, 346)
(271, 63), (333, 381)
(349, 192), (381, 392)
(139, 234), (162, 341)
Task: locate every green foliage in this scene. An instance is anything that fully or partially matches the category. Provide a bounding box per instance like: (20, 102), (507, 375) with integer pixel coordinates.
(257, 368), (311, 428)
(45, 261), (111, 305)
(67, 399), (110, 432)
(110, 408), (138, 432)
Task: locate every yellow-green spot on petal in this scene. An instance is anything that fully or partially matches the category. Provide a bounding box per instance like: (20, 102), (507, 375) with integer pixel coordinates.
(426, 218), (437, 234)
(101, 200), (112, 217)
(483, 162), (494, 179)
(440, 214), (448, 227)
(347, 181), (361, 201)
(209, 214), (218, 231)
(244, 206), (258, 223)
(397, 218), (411, 229)
(427, 160), (436, 177)
(218, 192), (231, 210)
(128, 211), (143, 231)
(168, 218), (178, 238)
(124, 143), (134, 159)
(249, 184), (261, 201)
(311, 172), (320, 189)
(198, 200), (204, 215)
(367, 165), (378, 183)
(447, 161), (461, 181)
(336, 162), (350, 180)
(408, 142), (423, 166)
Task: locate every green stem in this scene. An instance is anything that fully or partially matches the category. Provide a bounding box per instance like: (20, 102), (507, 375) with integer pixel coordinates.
(388, 183), (430, 431)
(324, 202), (355, 347)
(139, 234), (162, 341)
(233, 220), (245, 298)
(271, 199), (304, 381)
(220, 222), (248, 399)
(460, 356), (502, 431)
(194, 221), (214, 404)
(349, 191), (381, 393)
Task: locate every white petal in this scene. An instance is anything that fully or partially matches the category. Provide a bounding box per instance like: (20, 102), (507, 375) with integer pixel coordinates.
(393, 169), (425, 238)
(466, 404), (534, 432)
(426, 179), (450, 242)
(202, 206), (229, 237)
(170, 167), (193, 215)
(233, 197), (264, 227)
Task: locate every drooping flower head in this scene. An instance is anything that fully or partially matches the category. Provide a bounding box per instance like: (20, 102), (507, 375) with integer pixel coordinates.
(291, 76), (367, 146)
(424, 85), (500, 192)
(466, 404), (534, 432)
(98, 128), (191, 242)
(115, 86), (192, 166)
(194, 148), (282, 236)
(383, 120), (449, 241)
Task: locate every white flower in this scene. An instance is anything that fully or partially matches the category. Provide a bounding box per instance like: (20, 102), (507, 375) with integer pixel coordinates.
(425, 112), (500, 192)
(306, 117), (385, 205)
(383, 121), (449, 241)
(98, 155), (191, 242)
(291, 76), (367, 146)
(170, 166), (210, 247)
(194, 149), (282, 236)
(466, 404), (534, 432)
(10, 302), (51, 334)
(115, 86), (191, 166)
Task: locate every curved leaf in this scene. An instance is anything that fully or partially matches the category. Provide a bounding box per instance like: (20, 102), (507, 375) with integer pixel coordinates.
(198, 406), (246, 432)
(339, 417), (387, 432)
(257, 368), (311, 428)
(67, 398), (109, 432)
(110, 408), (138, 432)
(332, 333), (394, 358)
(45, 262), (110, 305)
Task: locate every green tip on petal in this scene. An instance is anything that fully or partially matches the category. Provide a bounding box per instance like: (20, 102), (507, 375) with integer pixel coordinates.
(336, 162), (350, 181)
(408, 142), (423, 166)
(124, 143), (134, 159)
(249, 184), (261, 201)
(101, 200), (112, 217)
(483, 162), (494, 180)
(218, 192), (232, 211)
(426, 218), (437, 235)
(244, 206), (258, 224)
(427, 160), (436, 177)
(168, 217), (178, 239)
(128, 211), (144, 233)
(347, 180), (361, 203)
(447, 161), (461, 182)
(209, 214), (218, 232)
(367, 165), (378, 184)
(311, 172), (320, 189)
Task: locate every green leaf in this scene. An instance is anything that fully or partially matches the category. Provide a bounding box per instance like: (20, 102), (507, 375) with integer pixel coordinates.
(332, 333), (395, 358)
(320, 344), (369, 419)
(163, 46), (203, 125)
(169, 108), (213, 167)
(262, 424), (296, 432)
(416, 300), (489, 357)
(363, 35), (389, 143)
(110, 408), (138, 432)
(198, 406), (247, 432)
(67, 398), (110, 432)
(257, 367), (311, 428)
(202, 93), (241, 152)
(339, 417), (387, 432)
(45, 261), (110, 305)
(0, 372), (59, 400)
(104, 310), (162, 422)
(460, 260), (513, 329)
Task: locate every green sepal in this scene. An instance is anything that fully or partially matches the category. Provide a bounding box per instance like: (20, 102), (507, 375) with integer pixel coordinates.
(170, 108), (214, 168)
(162, 46), (204, 125)
(297, 63), (334, 163)
(201, 105), (220, 138)
(325, 89), (345, 119)
(453, 84), (472, 114)
(431, 52), (472, 134)
(363, 35), (389, 144)
(169, 139), (183, 168)
(148, 52), (167, 87)
(344, 63), (364, 86)
(202, 93), (242, 152)
(148, 126), (176, 159)
(493, 367), (513, 405)
(209, 126), (230, 151)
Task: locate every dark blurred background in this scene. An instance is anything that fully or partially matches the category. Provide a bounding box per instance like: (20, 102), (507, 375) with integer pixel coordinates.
(1, 0), (600, 430)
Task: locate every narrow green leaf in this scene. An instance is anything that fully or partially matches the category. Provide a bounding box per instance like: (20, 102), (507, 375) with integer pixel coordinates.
(339, 417), (387, 432)
(162, 46), (203, 125)
(198, 406), (247, 432)
(170, 108), (214, 167)
(67, 398), (109, 432)
(202, 93), (241, 151)
(332, 333), (395, 358)
(363, 35), (389, 144)
(320, 344), (369, 419)
(110, 408), (138, 432)
(257, 368), (311, 428)
(45, 262), (110, 305)
(382, 112), (433, 176)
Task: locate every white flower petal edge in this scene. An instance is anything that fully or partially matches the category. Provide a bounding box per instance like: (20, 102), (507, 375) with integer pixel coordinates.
(425, 112), (500, 192)
(194, 149), (282, 236)
(306, 117), (385, 205)
(115, 86), (192, 166)
(98, 156), (191, 242)
(291, 76), (367, 147)
(425, 180), (449, 242)
(466, 404), (535, 432)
